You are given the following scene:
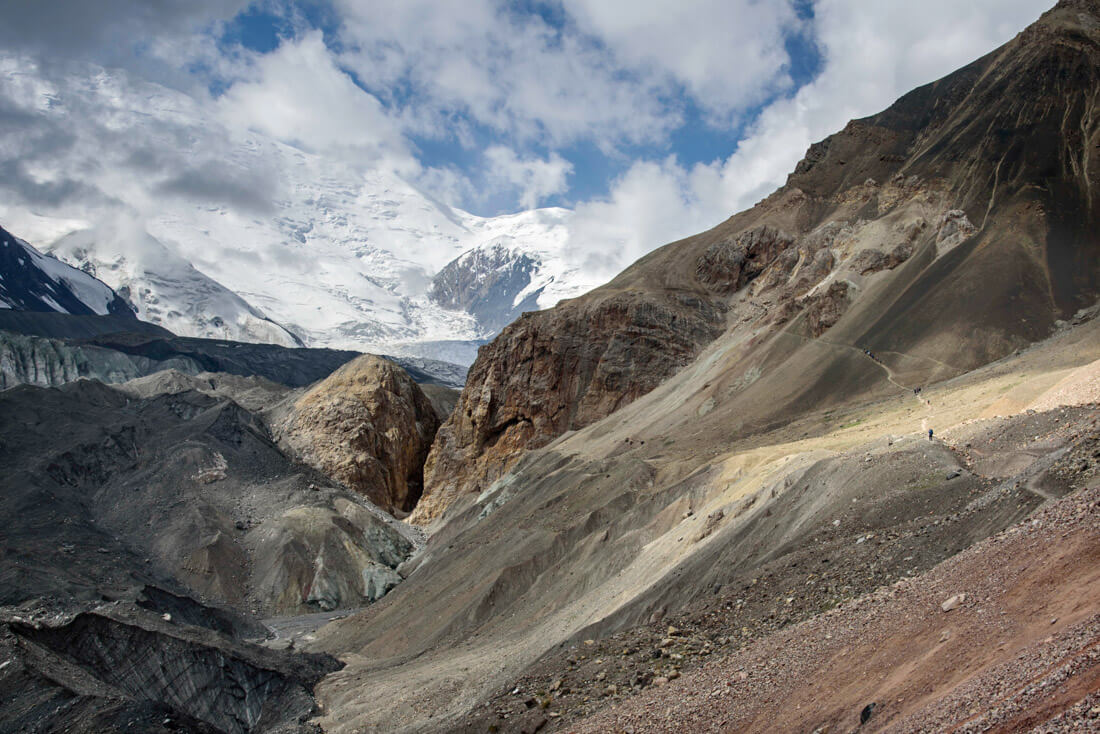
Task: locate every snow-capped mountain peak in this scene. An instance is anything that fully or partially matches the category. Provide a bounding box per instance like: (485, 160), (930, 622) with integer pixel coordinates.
(0, 224), (134, 317)
(0, 59), (604, 365)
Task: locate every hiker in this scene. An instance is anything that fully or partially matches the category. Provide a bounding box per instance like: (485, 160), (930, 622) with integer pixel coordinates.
(928, 428), (934, 440)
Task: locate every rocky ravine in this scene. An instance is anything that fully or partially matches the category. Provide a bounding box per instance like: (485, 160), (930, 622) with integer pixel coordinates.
(0, 377), (417, 619)
(414, 0), (1100, 524)
(0, 335), (461, 731)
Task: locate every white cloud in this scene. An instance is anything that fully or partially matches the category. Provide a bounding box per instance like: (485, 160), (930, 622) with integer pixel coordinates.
(484, 147), (573, 210)
(332, 0), (680, 148)
(561, 0), (802, 119)
(565, 0), (1054, 282)
(0, 0), (251, 61)
(216, 32), (416, 173)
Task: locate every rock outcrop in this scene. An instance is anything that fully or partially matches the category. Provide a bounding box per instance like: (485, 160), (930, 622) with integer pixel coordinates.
(275, 355), (440, 516)
(429, 242), (543, 333)
(695, 225), (796, 294)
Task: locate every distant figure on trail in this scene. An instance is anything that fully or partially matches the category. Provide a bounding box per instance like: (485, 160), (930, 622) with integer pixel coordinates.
(928, 428), (934, 440)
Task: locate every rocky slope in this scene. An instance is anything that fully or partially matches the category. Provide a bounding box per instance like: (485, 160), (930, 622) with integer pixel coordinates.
(272, 355), (441, 516)
(416, 0), (1100, 523)
(572, 479), (1100, 733)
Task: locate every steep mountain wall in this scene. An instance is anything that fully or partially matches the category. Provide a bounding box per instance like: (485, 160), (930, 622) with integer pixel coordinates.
(0, 225), (136, 317)
(415, 0), (1100, 523)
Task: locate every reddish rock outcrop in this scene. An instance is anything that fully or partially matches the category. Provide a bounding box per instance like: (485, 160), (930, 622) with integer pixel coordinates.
(411, 291), (725, 523)
(275, 355), (439, 515)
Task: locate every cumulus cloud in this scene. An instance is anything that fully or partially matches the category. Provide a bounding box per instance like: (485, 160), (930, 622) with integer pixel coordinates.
(484, 147), (573, 210)
(332, 0), (682, 148)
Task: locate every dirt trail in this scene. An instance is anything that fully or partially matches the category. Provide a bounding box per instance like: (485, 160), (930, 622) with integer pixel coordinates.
(805, 334), (936, 431)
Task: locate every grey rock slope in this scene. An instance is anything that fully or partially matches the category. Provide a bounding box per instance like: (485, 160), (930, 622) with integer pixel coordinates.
(0, 331), (197, 390)
(0, 310), (170, 339)
(0, 379), (415, 617)
(0, 604), (341, 734)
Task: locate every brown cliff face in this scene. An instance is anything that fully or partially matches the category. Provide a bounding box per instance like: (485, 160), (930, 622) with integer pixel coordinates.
(275, 355), (439, 516)
(414, 0), (1100, 523)
(413, 290), (726, 522)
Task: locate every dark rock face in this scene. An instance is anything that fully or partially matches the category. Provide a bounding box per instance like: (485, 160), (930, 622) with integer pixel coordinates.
(696, 226), (796, 295)
(6, 610), (340, 734)
(430, 243), (543, 334)
(0, 310), (171, 339)
(0, 226), (135, 318)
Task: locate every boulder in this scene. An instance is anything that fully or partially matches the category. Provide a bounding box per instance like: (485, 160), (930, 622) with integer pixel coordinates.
(941, 593), (966, 612)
